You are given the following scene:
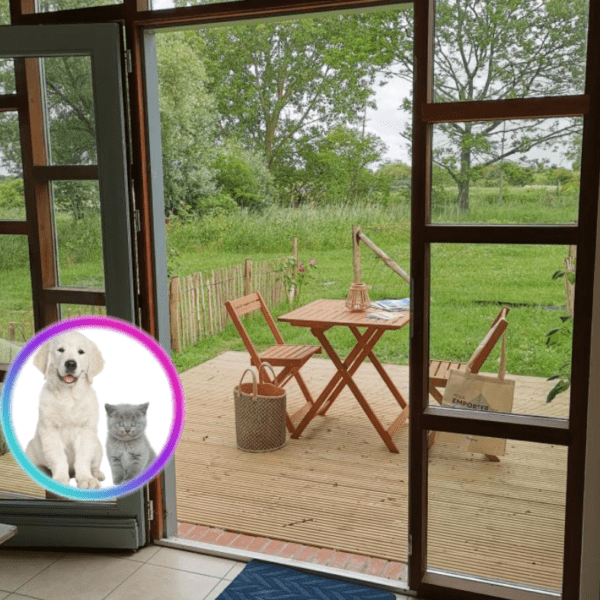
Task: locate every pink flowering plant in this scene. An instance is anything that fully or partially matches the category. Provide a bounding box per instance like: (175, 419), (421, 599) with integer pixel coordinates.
(279, 256), (317, 305)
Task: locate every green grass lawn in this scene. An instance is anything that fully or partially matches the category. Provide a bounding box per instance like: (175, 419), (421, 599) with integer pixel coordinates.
(169, 242), (569, 380)
(0, 191), (575, 380)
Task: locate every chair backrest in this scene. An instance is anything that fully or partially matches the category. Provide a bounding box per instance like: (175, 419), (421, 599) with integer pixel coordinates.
(466, 307), (510, 374)
(224, 292), (285, 364)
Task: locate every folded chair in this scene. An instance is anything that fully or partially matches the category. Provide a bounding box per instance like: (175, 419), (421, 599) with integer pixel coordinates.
(429, 306), (510, 461)
(225, 291), (321, 434)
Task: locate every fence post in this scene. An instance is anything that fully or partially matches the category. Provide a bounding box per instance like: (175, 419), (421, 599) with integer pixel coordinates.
(169, 276), (182, 353)
(289, 236), (298, 302)
(244, 259), (252, 295)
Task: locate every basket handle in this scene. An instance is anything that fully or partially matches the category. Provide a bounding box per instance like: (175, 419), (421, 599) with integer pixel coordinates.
(238, 367), (258, 399)
(258, 362), (277, 384)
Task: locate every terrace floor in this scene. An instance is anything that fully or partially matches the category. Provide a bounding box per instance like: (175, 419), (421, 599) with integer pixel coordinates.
(0, 350), (569, 592)
(175, 351), (568, 592)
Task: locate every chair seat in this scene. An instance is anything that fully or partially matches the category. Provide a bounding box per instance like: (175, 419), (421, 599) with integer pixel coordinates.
(429, 359), (468, 387)
(257, 344), (321, 366)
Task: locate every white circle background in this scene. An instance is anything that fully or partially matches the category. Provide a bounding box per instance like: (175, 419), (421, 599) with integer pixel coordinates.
(10, 327), (174, 489)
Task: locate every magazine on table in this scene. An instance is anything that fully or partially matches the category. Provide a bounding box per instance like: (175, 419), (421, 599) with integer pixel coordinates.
(370, 298), (410, 312)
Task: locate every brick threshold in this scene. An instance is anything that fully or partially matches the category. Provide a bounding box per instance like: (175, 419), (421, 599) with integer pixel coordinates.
(177, 522), (407, 582)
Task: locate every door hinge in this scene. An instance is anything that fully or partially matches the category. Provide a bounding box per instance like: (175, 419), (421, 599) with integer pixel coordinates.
(147, 499), (154, 522)
(126, 49), (133, 74)
(134, 209), (141, 233)
(408, 534), (412, 556)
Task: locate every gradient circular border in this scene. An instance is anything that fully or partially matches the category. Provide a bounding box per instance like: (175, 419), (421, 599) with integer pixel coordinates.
(0, 316), (185, 501)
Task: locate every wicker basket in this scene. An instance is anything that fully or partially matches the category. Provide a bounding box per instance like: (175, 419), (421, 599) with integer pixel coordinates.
(233, 364), (287, 452)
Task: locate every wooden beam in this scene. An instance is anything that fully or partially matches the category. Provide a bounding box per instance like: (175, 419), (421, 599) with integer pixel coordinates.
(134, 0), (409, 28)
(561, 0), (600, 595)
(15, 4), (125, 25)
(425, 224), (578, 245)
(423, 406), (569, 446)
(42, 287), (106, 306)
(422, 95), (590, 124)
(125, 23), (156, 338)
(0, 95), (18, 111)
(409, 0), (434, 591)
(0, 221), (28, 235)
(357, 229), (410, 285)
(31, 165), (98, 180)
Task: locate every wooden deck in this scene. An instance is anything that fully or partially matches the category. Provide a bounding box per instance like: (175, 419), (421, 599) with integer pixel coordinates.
(175, 351), (567, 591)
(0, 350), (568, 591)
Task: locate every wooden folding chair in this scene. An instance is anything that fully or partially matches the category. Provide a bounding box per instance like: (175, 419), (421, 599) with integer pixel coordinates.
(225, 291), (321, 434)
(429, 306), (510, 461)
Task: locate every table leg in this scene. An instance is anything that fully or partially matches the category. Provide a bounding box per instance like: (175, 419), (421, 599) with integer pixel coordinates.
(313, 327), (401, 453)
(289, 327), (381, 440)
(317, 327), (382, 416)
(349, 326), (408, 410)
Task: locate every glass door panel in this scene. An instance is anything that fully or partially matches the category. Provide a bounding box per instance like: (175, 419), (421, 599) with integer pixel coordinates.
(0, 23), (145, 548)
(428, 243), (573, 418)
(51, 180), (105, 288)
(0, 111), (26, 220)
(432, 0), (589, 103)
(427, 436), (567, 593)
(411, 0), (595, 596)
(430, 118), (583, 225)
(42, 55), (97, 166)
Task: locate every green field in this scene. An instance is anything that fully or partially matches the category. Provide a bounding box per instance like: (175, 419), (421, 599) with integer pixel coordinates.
(0, 188), (575, 383)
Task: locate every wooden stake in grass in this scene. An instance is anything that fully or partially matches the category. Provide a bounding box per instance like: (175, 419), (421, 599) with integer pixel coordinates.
(345, 225), (371, 312)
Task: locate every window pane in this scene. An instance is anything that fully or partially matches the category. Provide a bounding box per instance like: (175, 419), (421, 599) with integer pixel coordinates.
(60, 304), (106, 320)
(0, 236), (33, 362)
(149, 0), (242, 10)
(0, 0), (9, 25)
(427, 436), (566, 593)
(52, 180), (105, 289)
(0, 59), (16, 93)
(42, 56), (97, 166)
(429, 243), (572, 419)
(36, 0), (121, 12)
(0, 236), (44, 500)
(0, 113), (26, 221)
(433, 0), (588, 102)
(431, 117), (582, 224)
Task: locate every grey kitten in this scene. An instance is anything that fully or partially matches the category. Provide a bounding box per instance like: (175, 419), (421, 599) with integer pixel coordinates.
(105, 402), (157, 485)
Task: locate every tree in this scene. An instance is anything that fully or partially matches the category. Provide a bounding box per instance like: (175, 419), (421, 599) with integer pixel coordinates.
(155, 32), (220, 216)
(214, 138), (277, 212)
(297, 126), (386, 204)
(394, 0), (588, 210)
(196, 10), (405, 197)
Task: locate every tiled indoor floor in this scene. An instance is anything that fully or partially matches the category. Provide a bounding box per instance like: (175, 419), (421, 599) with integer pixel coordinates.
(0, 545), (411, 600)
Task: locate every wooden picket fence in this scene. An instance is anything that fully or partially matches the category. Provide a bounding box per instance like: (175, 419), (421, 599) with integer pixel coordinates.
(0, 306), (107, 364)
(169, 258), (294, 353)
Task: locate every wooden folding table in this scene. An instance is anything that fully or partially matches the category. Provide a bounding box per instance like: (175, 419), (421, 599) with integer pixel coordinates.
(278, 299), (410, 453)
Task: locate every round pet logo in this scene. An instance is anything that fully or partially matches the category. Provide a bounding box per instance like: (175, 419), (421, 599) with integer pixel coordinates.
(0, 316), (185, 500)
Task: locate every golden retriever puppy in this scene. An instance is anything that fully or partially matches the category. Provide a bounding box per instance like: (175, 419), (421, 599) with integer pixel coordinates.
(25, 331), (106, 489)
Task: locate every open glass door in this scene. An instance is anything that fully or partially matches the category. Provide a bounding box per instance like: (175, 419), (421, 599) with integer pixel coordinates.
(409, 0), (600, 599)
(0, 23), (147, 549)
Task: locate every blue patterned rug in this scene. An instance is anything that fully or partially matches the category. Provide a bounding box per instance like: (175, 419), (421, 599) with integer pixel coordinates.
(217, 560), (396, 599)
